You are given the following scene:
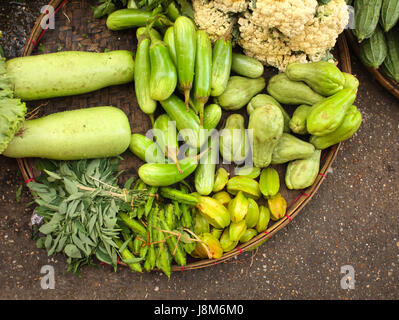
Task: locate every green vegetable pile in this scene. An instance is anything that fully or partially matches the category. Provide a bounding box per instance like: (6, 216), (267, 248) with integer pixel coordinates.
(353, 0), (399, 83)
(0, 1), (364, 277)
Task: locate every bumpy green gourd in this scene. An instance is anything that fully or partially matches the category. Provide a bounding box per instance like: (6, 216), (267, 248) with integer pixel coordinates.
(219, 114), (250, 164)
(214, 76), (266, 111)
(306, 88), (357, 136)
(354, 0), (383, 42)
(267, 73), (324, 105)
(381, 25), (399, 82)
(248, 105), (284, 168)
(380, 0), (399, 32)
(289, 105), (312, 135)
(359, 25), (387, 69)
(247, 94), (291, 133)
(286, 61), (345, 96)
(285, 150), (322, 190)
(310, 105), (362, 150)
(271, 133), (315, 164)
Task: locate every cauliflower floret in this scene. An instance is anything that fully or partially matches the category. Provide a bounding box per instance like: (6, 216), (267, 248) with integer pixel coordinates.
(213, 0), (249, 13)
(288, 0), (350, 57)
(238, 17), (308, 70)
(249, 0), (318, 37)
(192, 0), (236, 42)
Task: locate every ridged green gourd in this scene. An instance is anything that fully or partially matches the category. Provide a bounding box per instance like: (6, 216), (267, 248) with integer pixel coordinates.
(359, 25), (387, 69)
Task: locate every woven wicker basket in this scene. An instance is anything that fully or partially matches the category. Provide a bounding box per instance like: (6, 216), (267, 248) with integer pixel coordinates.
(345, 30), (399, 100)
(17, 0), (351, 272)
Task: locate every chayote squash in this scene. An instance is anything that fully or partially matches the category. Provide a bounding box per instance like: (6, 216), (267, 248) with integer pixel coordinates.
(247, 94), (291, 133)
(248, 105), (284, 168)
(289, 105), (312, 135)
(267, 73), (324, 106)
(219, 114), (250, 164)
(309, 105), (362, 150)
(285, 149), (322, 190)
(342, 72), (360, 92)
(271, 133), (315, 164)
(286, 61), (345, 96)
(306, 88), (357, 136)
(214, 76), (265, 111)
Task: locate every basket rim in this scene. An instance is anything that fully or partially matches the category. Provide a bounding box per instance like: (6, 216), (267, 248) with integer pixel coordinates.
(345, 29), (399, 100)
(17, 0), (349, 272)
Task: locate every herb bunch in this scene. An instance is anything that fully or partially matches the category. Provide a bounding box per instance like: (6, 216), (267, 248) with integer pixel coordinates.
(30, 158), (150, 275)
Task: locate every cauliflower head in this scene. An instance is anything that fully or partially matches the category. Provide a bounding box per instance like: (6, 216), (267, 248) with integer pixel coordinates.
(193, 0), (350, 71)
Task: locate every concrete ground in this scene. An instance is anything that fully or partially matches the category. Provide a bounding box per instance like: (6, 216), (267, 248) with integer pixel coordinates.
(0, 1), (398, 300)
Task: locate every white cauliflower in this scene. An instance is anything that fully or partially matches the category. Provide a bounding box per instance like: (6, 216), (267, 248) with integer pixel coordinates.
(193, 0), (350, 71)
(192, 0), (236, 42)
(249, 0), (318, 37)
(213, 0), (249, 13)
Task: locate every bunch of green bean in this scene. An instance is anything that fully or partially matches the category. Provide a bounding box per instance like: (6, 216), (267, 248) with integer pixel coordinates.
(118, 181), (198, 277)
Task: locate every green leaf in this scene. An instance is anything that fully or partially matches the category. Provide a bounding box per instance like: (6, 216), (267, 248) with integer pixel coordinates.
(64, 244), (82, 258)
(118, 235), (133, 253)
(63, 178), (78, 195)
(39, 222), (59, 235)
(44, 234), (53, 251)
(56, 235), (67, 253)
(121, 256), (143, 264)
(124, 177), (135, 190)
(36, 237), (45, 249)
(15, 185), (23, 202)
(44, 169), (62, 180)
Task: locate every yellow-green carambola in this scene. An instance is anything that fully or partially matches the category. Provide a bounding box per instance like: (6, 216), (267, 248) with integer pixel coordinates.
(5, 50), (135, 101)
(3, 107), (131, 160)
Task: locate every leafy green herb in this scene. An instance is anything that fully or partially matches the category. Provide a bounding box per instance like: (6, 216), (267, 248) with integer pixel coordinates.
(92, 0), (127, 18)
(28, 158), (152, 275)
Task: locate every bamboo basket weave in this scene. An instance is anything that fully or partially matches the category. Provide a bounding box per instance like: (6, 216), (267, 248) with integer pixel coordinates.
(17, 0), (351, 272)
(345, 30), (399, 100)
